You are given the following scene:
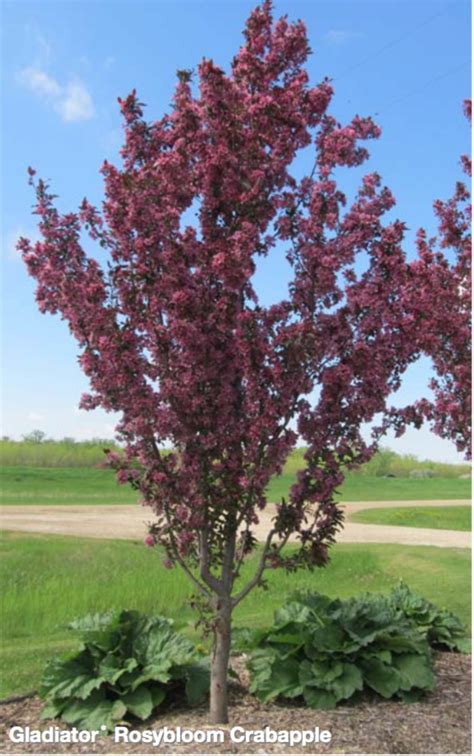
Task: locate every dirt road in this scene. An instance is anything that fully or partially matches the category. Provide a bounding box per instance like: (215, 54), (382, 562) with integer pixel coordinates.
(0, 499), (471, 548)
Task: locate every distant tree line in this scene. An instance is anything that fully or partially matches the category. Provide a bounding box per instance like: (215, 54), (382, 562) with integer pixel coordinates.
(0, 434), (470, 477)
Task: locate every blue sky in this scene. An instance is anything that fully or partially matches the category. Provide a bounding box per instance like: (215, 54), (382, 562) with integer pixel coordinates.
(1, 0), (471, 462)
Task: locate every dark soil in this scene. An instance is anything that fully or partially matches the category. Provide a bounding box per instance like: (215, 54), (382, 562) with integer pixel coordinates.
(0, 653), (470, 755)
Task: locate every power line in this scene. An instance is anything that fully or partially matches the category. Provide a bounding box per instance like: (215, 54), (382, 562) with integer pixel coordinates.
(333, 8), (447, 82)
(374, 61), (470, 116)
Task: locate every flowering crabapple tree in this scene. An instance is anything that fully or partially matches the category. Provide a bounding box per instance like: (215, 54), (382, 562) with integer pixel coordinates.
(20, 1), (443, 724)
(407, 100), (471, 458)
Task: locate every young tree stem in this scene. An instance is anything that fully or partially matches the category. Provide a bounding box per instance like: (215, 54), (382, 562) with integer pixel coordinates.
(209, 600), (232, 724)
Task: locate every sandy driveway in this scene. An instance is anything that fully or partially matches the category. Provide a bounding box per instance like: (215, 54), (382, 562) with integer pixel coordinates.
(0, 499), (471, 548)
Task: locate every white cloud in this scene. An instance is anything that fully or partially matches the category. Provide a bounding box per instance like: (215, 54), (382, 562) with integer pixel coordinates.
(324, 29), (362, 46)
(17, 66), (94, 123)
(54, 80), (94, 122)
(17, 66), (61, 98)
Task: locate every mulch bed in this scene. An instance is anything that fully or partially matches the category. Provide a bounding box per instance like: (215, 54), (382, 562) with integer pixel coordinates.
(0, 653), (471, 755)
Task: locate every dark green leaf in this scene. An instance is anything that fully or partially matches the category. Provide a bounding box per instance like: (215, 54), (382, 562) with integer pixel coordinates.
(303, 687), (337, 709)
(392, 653), (434, 691)
(184, 662), (210, 706)
(329, 663), (364, 700)
(122, 685), (154, 720)
(361, 658), (403, 698)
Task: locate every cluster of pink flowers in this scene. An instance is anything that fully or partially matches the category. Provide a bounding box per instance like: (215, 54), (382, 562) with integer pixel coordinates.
(406, 100), (471, 457)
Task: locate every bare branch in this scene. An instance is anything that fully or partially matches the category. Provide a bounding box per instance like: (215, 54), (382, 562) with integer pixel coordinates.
(199, 527), (222, 594)
(231, 527), (276, 608)
(162, 501), (212, 600)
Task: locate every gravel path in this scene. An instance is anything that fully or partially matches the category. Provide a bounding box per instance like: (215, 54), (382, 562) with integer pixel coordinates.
(0, 500), (471, 548)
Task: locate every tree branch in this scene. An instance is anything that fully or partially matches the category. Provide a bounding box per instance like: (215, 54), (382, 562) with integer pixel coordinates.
(161, 501), (212, 600)
(199, 526), (222, 594)
(231, 527), (276, 608)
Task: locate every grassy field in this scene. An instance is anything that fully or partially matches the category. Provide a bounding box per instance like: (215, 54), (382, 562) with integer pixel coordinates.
(0, 530), (470, 699)
(2, 440), (471, 478)
(352, 505), (472, 531)
(271, 473), (471, 502)
(0, 439), (118, 468)
(0, 467), (137, 505)
(1, 466), (471, 505)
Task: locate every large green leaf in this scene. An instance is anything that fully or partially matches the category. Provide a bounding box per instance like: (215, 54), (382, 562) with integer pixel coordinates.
(98, 655), (138, 685)
(82, 699), (127, 732)
(62, 694), (127, 731)
(299, 658), (343, 687)
(60, 690), (105, 725)
(81, 624), (123, 655)
(232, 627), (268, 652)
(304, 622), (346, 654)
(367, 648), (392, 664)
(329, 663), (364, 700)
(273, 602), (313, 628)
(122, 685), (154, 720)
(370, 632), (427, 655)
(40, 654), (98, 700)
(134, 622), (195, 669)
(40, 699), (65, 720)
(361, 658), (404, 698)
(390, 582), (470, 653)
(150, 685), (166, 708)
(289, 591), (336, 617)
(251, 655), (303, 702)
(392, 653), (434, 692)
(248, 648), (277, 694)
(127, 664), (173, 691)
(184, 662), (210, 706)
(451, 635), (471, 653)
(267, 632), (306, 647)
(303, 687), (337, 709)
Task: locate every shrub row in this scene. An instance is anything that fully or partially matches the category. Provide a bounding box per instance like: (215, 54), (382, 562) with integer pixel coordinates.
(40, 584), (469, 729)
(236, 583), (469, 708)
(2, 438), (470, 477)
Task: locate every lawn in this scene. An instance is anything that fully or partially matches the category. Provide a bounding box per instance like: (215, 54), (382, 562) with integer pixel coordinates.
(0, 467), (138, 505)
(270, 473), (471, 502)
(1, 466), (471, 505)
(352, 505), (472, 531)
(0, 530), (470, 699)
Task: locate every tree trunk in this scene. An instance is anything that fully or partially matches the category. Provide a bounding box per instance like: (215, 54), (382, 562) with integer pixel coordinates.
(209, 600), (232, 724)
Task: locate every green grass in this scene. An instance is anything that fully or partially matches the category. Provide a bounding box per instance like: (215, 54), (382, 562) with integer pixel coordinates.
(352, 505), (472, 531)
(0, 439), (119, 468)
(0, 531), (470, 699)
(0, 467), (139, 505)
(267, 472), (470, 502)
(1, 466), (471, 506)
